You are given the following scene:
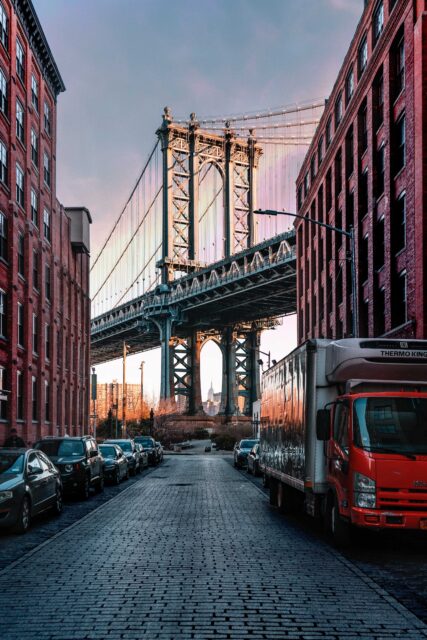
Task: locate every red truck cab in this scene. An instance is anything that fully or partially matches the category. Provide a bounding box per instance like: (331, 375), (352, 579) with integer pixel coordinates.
(324, 391), (427, 535)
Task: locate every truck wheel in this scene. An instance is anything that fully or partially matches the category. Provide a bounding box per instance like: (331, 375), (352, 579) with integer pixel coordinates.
(269, 478), (278, 506)
(327, 494), (351, 547)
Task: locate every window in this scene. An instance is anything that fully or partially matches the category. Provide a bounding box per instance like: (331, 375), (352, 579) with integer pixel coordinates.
(31, 188), (38, 226)
(304, 171), (309, 197)
(43, 208), (51, 242)
(335, 150), (342, 196)
(359, 101), (368, 153)
(358, 35), (368, 78)
(392, 191), (406, 254)
(359, 169), (368, 216)
(326, 169), (332, 211)
(33, 249), (39, 289)
(16, 39), (24, 83)
(45, 264), (51, 300)
(0, 289), (6, 338)
(43, 152), (50, 187)
(0, 2), (8, 50)
(392, 270), (407, 327)
(16, 163), (24, 207)
(0, 68), (7, 116)
(345, 67), (354, 106)
(0, 366), (6, 419)
(345, 126), (354, 178)
(0, 210), (6, 260)
(57, 329), (62, 366)
(335, 92), (343, 129)
(0, 139), (6, 184)
(31, 128), (38, 166)
(45, 324), (51, 361)
(317, 135), (324, 166)
(17, 301), (24, 346)
(375, 145), (385, 197)
(18, 232), (24, 276)
(326, 116), (332, 149)
(31, 74), (38, 112)
(310, 156), (316, 182)
(32, 376), (37, 421)
(394, 35), (405, 98)
(373, 69), (384, 129)
(373, 2), (384, 47)
(394, 114), (406, 174)
(32, 312), (38, 353)
(44, 102), (51, 135)
(17, 371), (23, 421)
(16, 99), (24, 143)
(374, 215), (385, 270)
(45, 379), (50, 421)
(297, 185), (303, 211)
(334, 402), (349, 452)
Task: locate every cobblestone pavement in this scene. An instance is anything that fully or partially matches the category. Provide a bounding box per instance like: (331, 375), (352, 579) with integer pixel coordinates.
(0, 464), (155, 571)
(1, 456), (427, 640)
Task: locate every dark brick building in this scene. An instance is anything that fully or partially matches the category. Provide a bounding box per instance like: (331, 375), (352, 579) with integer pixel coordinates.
(295, 0), (427, 343)
(0, 0), (91, 445)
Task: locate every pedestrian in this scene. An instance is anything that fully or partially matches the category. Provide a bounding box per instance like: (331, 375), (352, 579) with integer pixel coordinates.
(3, 428), (26, 448)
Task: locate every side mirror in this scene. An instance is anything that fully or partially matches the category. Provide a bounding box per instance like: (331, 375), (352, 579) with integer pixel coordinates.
(341, 459), (349, 475)
(28, 465), (43, 476)
(316, 409), (330, 441)
(90, 450), (98, 458)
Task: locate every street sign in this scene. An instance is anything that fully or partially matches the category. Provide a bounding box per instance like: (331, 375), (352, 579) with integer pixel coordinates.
(0, 393), (8, 401)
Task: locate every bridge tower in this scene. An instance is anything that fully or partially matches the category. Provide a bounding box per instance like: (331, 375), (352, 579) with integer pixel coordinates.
(153, 108), (263, 421)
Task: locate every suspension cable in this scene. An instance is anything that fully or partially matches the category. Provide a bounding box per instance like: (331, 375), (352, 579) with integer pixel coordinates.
(90, 140), (159, 272)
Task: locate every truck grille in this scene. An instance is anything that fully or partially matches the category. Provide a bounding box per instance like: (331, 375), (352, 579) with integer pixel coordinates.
(378, 487), (427, 512)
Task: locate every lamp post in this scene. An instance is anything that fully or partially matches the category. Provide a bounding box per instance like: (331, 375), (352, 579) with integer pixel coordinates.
(139, 361), (145, 424)
(255, 209), (358, 338)
(91, 367), (97, 441)
(122, 342), (130, 436)
(256, 348), (271, 369)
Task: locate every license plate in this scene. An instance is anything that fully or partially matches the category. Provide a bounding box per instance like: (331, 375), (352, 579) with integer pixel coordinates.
(420, 520), (427, 530)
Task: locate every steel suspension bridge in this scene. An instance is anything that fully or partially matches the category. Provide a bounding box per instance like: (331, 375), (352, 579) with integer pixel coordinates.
(90, 99), (324, 424)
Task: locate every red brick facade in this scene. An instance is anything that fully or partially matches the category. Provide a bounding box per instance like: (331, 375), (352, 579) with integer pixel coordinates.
(296, 0), (427, 343)
(0, 0), (91, 445)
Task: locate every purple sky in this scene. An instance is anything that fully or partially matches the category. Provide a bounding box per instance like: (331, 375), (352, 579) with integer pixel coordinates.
(33, 0), (363, 399)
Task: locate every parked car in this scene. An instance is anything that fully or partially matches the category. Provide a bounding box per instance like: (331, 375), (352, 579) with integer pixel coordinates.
(135, 443), (148, 469)
(34, 436), (104, 499)
(104, 439), (139, 475)
(233, 439), (259, 469)
(0, 448), (63, 533)
(134, 436), (157, 465)
(155, 442), (164, 463)
(247, 443), (261, 476)
(204, 445), (212, 453)
(99, 444), (129, 484)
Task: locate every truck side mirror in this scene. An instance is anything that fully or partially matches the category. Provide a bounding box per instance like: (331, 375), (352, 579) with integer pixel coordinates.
(316, 409), (330, 441)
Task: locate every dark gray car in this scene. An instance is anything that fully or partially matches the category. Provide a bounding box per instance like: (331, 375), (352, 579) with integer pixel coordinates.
(0, 448), (63, 533)
(99, 444), (129, 484)
(104, 439), (139, 475)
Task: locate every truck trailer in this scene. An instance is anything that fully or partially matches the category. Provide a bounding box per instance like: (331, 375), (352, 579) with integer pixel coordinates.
(260, 338), (427, 544)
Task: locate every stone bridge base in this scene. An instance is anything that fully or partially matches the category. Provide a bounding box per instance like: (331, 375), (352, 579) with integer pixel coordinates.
(155, 414), (253, 437)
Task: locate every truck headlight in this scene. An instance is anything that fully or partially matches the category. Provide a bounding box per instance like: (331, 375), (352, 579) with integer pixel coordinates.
(354, 472), (376, 509)
(0, 490), (13, 503)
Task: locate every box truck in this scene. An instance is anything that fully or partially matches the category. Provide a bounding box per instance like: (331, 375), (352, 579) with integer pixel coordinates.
(260, 338), (427, 544)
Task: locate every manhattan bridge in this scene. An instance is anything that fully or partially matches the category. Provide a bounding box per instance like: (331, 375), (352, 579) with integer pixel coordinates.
(90, 100), (324, 424)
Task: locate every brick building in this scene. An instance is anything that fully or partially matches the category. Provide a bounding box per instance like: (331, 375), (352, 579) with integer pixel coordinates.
(94, 383), (149, 423)
(295, 0), (427, 343)
(0, 0), (91, 445)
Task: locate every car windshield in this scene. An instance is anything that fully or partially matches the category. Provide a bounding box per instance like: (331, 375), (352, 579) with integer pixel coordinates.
(35, 440), (84, 457)
(353, 396), (427, 455)
(0, 451), (24, 474)
(99, 446), (116, 459)
(240, 440), (258, 449)
(108, 441), (132, 452)
(135, 438), (153, 448)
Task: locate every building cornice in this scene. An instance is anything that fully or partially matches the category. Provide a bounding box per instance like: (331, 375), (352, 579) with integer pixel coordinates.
(12, 0), (65, 99)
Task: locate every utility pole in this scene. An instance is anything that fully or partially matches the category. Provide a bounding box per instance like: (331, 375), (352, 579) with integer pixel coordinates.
(91, 367), (97, 441)
(139, 361), (145, 424)
(122, 342), (129, 436)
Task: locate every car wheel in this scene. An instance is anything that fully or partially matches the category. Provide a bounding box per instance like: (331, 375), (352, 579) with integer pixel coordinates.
(115, 469), (121, 485)
(53, 487), (63, 515)
(137, 463), (142, 475)
(14, 496), (31, 534)
(125, 468), (130, 481)
(96, 473), (104, 493)
(80, 476), (91, 500)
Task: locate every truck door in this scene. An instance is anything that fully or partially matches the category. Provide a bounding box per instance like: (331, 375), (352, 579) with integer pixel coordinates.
(328, 402), (350, 515)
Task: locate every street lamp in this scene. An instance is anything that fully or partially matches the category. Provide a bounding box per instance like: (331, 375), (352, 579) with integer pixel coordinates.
(91, 367), (97, 441)
(257, 348), (271, 369)
(255, 209), (358, 338)
(139, 361), (145, 423)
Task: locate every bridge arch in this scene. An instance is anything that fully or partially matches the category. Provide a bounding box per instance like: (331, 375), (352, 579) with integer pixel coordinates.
(200, 336), (223, 416)
(198, 161), (225, 265)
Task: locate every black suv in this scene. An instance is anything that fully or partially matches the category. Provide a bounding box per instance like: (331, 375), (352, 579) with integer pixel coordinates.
(134, 436), (157, 465)
(34, 436), (104, 499)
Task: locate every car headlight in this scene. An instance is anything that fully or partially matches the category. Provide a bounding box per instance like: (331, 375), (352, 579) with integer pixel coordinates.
(354, 472), (376, 509)
(0, 491), (13, 503)
(64, 464), (74, 473)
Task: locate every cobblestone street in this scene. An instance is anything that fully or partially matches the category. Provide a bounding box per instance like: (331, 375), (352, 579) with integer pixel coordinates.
(1, 455), (427, 640)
